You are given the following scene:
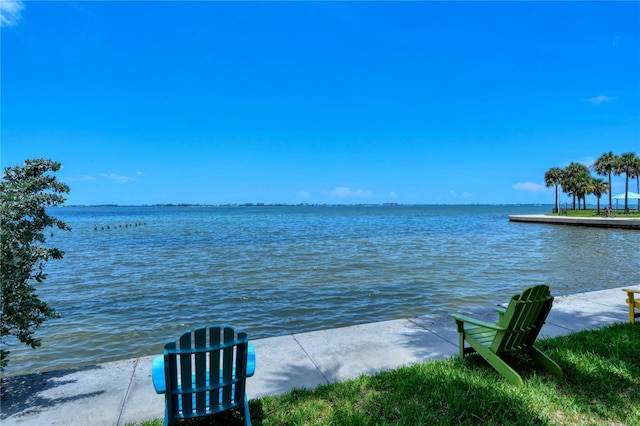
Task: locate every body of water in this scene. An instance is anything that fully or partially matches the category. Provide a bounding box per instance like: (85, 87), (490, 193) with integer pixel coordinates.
(4, 205), (639, 376)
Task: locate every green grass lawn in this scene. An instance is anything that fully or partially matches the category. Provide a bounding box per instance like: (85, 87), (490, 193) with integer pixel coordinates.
(134, 323), (640, 426)
(548, 209), (640, 218)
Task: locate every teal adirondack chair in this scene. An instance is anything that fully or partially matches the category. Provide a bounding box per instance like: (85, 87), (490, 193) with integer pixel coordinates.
(451, 284), (562, 386)
(152, 325), (256, 426)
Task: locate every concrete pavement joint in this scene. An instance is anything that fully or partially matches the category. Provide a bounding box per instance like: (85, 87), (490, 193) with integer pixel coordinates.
(407, 318), (429, 332)
(407, 318), (458, 347)
(116, 358), (139, 426)
(291, 333), (330, 386)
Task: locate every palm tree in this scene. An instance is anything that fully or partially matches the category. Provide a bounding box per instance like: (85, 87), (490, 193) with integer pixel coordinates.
(592, 152), (618, 209)
(544, 167), (563, 213)
(614, 152), (639, 213)
(590, 177), (609, 215)
(562, 162), (590, 210)
(574, 171), (592, 210)
(631, 155), (640, 211)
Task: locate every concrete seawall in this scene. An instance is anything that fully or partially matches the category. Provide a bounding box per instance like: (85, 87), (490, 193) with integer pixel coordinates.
(509, 214), (640, 230)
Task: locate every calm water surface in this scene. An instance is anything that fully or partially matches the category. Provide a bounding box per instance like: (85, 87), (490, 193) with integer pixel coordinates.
(5, 205), (639, 376)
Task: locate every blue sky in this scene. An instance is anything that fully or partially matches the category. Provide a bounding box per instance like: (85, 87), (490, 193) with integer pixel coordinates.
(2, 1), (639, 205)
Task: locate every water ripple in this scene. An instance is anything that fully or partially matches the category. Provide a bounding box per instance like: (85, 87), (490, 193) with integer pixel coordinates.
(5, 205), (639, 376)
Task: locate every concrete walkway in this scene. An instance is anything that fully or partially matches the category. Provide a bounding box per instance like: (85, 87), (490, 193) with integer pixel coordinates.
(0, 287), (634, 426)
(509, 214), (640, 229)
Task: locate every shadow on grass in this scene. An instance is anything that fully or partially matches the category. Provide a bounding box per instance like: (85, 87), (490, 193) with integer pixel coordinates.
(539, 322), (640, 423)
(140, 324), (640, 425)
(251, 323), (639, 426)
(253, 359), (551, 426)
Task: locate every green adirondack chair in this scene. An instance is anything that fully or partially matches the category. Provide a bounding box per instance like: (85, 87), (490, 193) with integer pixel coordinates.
(451, 284), (562, 386)
(152, 325), (256, 426)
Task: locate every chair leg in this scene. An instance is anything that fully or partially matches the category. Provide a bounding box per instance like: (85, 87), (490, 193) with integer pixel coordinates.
(530, 346), (563, 378)
(625, 291), (639, 324)
(469, 340), (524, 386)
(243, 395), (252, 426)
(164, 405), (170, 426)
(458, 331), (466, 358)
(455, 321), (466, 358)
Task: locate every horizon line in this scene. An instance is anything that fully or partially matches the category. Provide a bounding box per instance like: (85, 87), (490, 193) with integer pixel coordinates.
(55, 203), (554, 208)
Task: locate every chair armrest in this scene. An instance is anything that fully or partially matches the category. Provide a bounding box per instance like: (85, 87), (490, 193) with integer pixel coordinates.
(151, 355), (166, 394)
(622, 288), (640, 294)
(494, 306), (507, 321)
(246, 342), (256, 377)
(451, 313), (504, 331)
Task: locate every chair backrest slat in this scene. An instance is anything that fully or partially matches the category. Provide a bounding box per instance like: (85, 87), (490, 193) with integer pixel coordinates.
(525, 294), (553, 347)
(194, 327), (207, 412)
(491, 285), (552, 353)
(208, 327), (221, 400)
(221, 326), (235, 406)
(165, 341), (179, 422)
(162, 325), (250, 423)
(234, 331), (248, 404)
(178, 332), (193, 414)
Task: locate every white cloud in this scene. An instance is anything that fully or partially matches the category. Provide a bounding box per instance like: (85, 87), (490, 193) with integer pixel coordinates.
(103, 173), (135, 184)
(586, 95), (616, 104)
(65, 175), (96, 183)
(448, 190), (472, 198)
(296, 190), (310, 198)
(329, 187), (373, 198)
(513, 182), (547, 192)
(612, 36), (622, 47)
(0, 0), (24, 27)
(581, 156), (596, 168)
(389, 191), (397, 198)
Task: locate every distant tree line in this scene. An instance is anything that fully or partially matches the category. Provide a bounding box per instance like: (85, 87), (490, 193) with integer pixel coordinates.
(544, 151), (640, 214)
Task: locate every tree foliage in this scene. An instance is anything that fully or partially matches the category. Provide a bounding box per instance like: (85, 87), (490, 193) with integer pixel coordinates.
(614, 152), (640, 212)
(561, 162), (590, 210)
(589, 177), (609, 214)
(546, 151), (639, 212)
(544, 167), (563, 213)
(592, 151), (618, 209)
(0, 159), (71, 368)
